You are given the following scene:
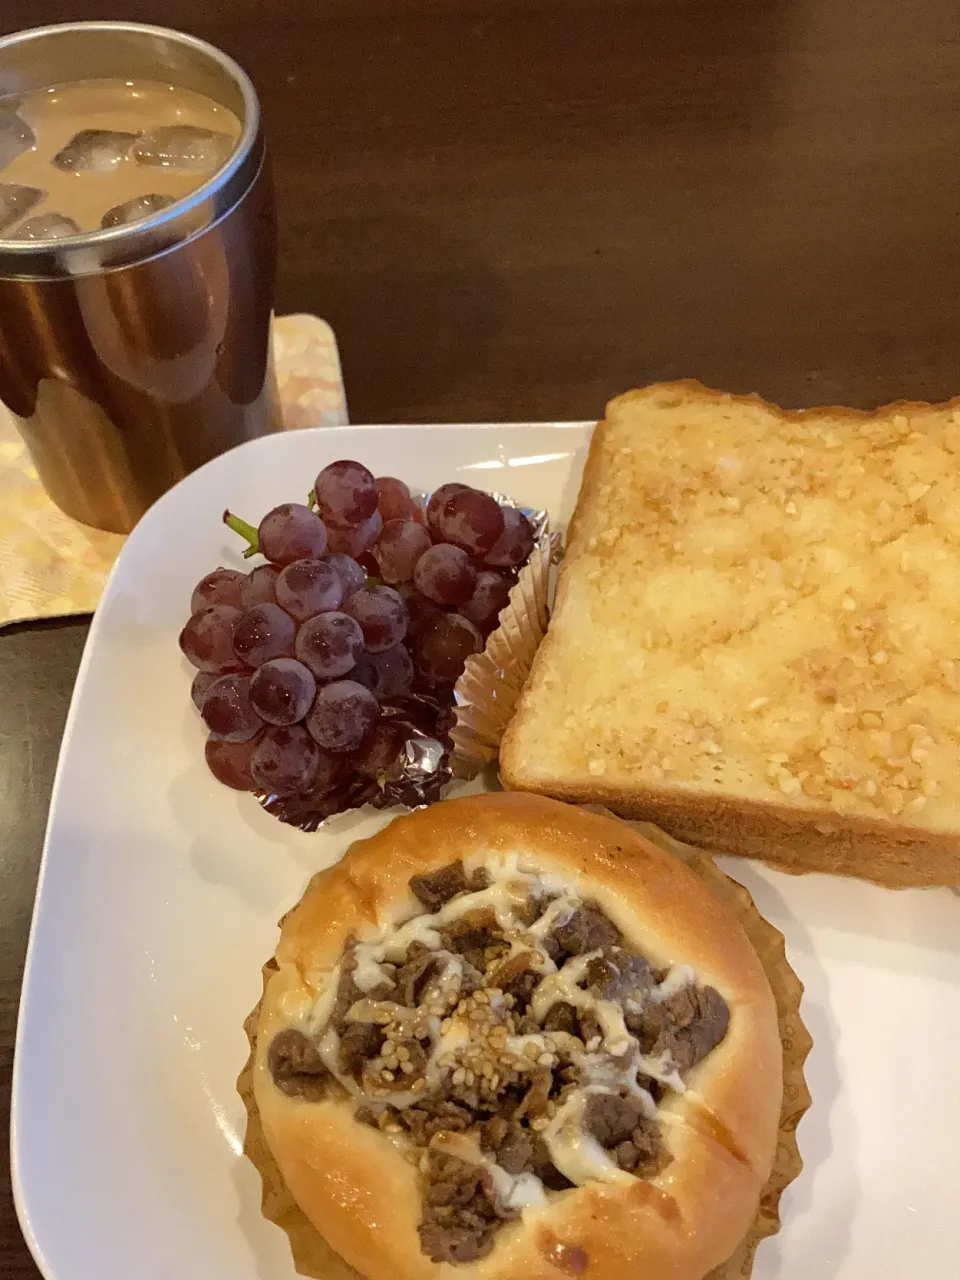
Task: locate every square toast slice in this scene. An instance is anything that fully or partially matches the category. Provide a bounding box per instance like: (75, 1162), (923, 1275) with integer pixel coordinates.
(501, 381), (960, 886)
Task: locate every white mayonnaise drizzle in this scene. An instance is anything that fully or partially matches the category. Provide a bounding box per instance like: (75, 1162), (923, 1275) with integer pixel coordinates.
(529, 950), (635, 1058)
(651, 964), (696, 1003)
(298, 853), (710, 1188)
(541, 1093), (633, 1188)
(427, 1131), (548, 1212)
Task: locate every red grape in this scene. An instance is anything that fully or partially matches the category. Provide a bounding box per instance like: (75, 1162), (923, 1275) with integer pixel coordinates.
(374, 519), (432, 584)
(416, 613), (483, 683)
(459, 570), (511, 631)
(437, 489), (505, 555)
(251, 725), (321, 795)
(191, 670), (217, 710)
(426, 482), (468, 535)
(314, 460), (378, 526)
(274, 558), (343, 621)
(353, 644), (415, 698)
(205, 735), (259, 790)
(191, 567), (246, 613)
(233, 603), (297, 667)
(376, 476), (416, 522)
(241, 564), (280, 608)
(305, 680), (380, 752)
(343, 585), (409, 652)
(179, 605), (242, 672)
(295, 612), (364, 680)
(326, 509), (383, 557)
(324, 553), (367, 600)
(484, 507), (534, 568)
(200, 674), (262, 742)
(249, 658), (317, 726)
(353, 719), (412, 779)
(258, 503), (328, 565)
(396, 584), (445, 640)
(413, 544), (477, 605)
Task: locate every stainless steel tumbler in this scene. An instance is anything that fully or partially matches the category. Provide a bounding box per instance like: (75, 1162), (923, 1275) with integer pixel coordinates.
(0, 22), (281, 534)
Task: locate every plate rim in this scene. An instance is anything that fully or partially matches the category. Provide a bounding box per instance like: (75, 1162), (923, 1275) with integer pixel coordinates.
(9, 419), (594, 1276)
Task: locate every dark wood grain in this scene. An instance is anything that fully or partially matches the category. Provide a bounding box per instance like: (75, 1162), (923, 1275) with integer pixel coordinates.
(4, 0), (960, 1271)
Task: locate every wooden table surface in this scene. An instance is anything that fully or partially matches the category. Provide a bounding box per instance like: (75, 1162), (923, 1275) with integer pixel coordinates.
(3, 0), (960, 1271)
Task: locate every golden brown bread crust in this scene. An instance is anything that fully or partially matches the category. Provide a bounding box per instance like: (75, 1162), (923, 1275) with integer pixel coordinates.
(499, 774), (960, 889)
(253, 793), (782, 1280)
(500, 380), (960, 887)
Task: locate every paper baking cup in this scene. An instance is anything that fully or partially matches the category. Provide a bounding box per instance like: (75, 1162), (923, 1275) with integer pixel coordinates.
(451, 533), (554, 778)
(237, 816), (811, 1280)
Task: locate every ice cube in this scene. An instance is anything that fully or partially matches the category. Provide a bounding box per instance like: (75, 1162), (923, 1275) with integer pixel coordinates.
(52, 129), (139, 172)
(0, 107), (35, 172)
(0, 182), (44, 233)
(12, 212), (81, 240)
(132, 125), (234, 173)
(100, 192), (176, 229)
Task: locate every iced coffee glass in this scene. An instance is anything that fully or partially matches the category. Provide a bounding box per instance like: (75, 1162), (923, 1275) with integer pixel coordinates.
(0, 22), (281, 534)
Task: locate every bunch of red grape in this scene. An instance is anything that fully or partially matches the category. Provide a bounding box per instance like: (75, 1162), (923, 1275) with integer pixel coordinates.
(179, 460), (535, 821)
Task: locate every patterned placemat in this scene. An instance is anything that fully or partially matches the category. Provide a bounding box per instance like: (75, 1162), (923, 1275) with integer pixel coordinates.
(0, 314), (347, 629)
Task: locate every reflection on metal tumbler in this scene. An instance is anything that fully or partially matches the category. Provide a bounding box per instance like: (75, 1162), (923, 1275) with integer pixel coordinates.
(0, 23), (282, 533)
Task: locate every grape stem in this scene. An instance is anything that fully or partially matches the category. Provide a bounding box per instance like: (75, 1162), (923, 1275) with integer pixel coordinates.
(223, 510), (260, 559)
(307, 491), (319, 511)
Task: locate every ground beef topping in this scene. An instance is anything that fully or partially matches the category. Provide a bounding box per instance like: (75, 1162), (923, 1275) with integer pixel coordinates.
(267, 858), (732, 1265)
(267, 1029), (332, 1101)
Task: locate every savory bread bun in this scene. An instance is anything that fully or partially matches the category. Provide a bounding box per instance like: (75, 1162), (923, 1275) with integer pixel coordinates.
(253, 793), (782, 1280)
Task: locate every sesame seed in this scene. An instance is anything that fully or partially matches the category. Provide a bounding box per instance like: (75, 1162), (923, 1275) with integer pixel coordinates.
(381, 1070), (395, 1082)
(531, 1117), (549, 1131)
(452, 1068), (466, 1085)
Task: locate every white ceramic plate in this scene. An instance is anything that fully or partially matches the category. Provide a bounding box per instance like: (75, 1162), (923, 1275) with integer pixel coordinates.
(12, 424), (960, 1280)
